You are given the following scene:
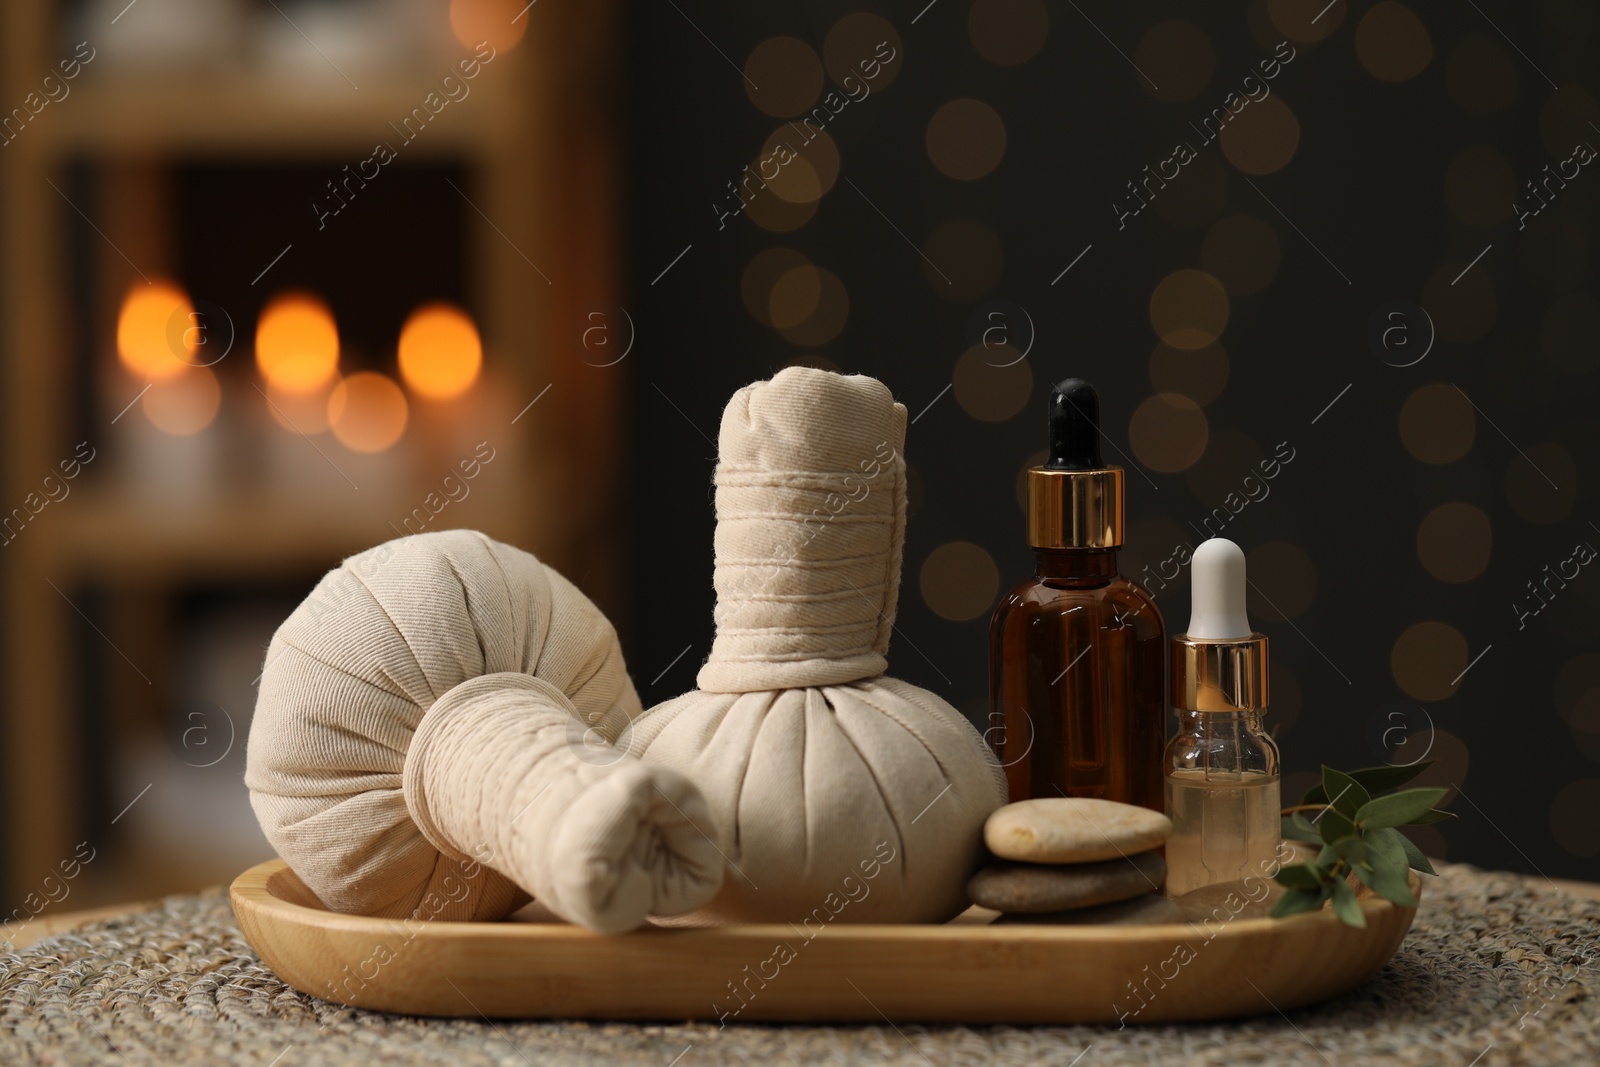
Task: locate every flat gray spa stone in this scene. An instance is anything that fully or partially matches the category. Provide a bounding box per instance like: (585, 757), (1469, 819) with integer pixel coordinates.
(984, 798), (1172, 863)
(991, 893), (1185, 926)
(967, 852), (1167, 914)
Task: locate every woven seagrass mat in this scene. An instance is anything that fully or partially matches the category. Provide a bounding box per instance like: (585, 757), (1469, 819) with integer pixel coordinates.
(0, 862), (1595, 1066)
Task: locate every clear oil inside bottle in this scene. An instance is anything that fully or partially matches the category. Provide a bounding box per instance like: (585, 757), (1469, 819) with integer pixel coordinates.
(1163, 709), (1280, 896)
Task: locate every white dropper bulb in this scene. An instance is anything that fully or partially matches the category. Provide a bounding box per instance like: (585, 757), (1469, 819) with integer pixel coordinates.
(1187, 538), (1252, 640)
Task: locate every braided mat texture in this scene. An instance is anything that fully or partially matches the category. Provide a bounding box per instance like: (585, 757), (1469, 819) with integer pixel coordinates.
(0, 863), (1595, 1066)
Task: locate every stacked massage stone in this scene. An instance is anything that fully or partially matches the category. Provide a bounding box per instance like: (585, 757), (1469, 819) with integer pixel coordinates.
(967, 798), (1183, 925)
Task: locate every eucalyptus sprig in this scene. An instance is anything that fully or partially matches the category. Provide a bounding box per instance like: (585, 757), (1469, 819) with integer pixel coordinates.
(1270, 761), (1454, 927)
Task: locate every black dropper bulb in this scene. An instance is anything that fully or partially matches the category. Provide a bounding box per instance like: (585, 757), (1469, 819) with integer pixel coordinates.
(1045, 378), (1103, 470)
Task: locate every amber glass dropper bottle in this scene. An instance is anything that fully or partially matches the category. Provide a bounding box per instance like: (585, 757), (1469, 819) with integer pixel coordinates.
(987, 379), (1167, 811)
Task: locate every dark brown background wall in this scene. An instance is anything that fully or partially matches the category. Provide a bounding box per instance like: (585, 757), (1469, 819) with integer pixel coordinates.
(625, 1), (1600, 880)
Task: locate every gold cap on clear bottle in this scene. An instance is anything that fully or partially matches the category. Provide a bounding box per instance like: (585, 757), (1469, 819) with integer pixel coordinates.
(1171, 634), (1269, 711)
(1028, 378), (1125, 549)
(1171, 537), (1269, 712)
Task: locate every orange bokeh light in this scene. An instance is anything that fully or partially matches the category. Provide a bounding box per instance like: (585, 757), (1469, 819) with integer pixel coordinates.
(257, 292), (340, 394)
(117, 279), (195, 382)
(397, 303), (483, 401)
(328, 372), (408, 453)
(142, 365), (222, 436)
(450, 0), (527, 54)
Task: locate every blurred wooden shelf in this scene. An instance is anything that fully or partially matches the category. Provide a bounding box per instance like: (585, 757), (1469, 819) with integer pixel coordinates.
(43, 75), (519, 157)
(1, 0), (624, 912)
(38, 482), (546, 581)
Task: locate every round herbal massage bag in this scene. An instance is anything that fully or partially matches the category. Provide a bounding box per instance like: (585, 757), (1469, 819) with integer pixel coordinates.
(621, 367), (1009, 924)
(246, 529), (724, 932)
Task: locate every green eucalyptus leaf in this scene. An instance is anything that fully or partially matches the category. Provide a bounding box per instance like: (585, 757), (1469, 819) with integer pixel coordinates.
(1331, 834), (1368, 867)
(1393, 830), (1437, 876)
(1321, 767), (1372, 818)
(1329, 876), (1367, 928)
(1355, 829), (1419, 907)
(1275, 863), (1325, 890)
(1409, 808), (1457, 825)
(1317, 807), (1357, 845)
(1271, 886), (1328, 919)
(1302, 762), (1434, 804)
(1356, 787), (1450, 829)
(1282, 814), (1322, 844)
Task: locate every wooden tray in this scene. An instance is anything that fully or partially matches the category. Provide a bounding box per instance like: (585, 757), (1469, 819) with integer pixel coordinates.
(231, 859), (1420, 1024)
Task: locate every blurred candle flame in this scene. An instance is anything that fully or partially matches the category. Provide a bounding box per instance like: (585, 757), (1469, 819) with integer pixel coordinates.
(117, 279), (195, 382)
(397, 302), (482, 401)
(256, 292), (340, 394)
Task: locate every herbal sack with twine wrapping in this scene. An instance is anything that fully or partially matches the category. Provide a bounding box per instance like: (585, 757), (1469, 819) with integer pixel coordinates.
(246, 530), (724, 934)
(623, 367), (1008, 924)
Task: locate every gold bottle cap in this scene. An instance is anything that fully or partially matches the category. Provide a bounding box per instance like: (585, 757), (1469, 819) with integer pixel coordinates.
(1171, 633), (1269, 711)
(1027, 379), (1125, 549)
(1026, 466), (1125, 548)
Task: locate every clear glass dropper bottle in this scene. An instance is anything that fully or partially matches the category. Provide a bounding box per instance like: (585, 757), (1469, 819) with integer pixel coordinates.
(1163, 538), (1281, 896)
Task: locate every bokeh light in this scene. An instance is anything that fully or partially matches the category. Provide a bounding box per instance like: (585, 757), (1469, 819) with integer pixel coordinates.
(449, 0), (528, 54)
(823, 13), (902, 90)
(1129, 393), (1209, 473)
(920, 541), (1000, 621)
(398, 303), (482, 401)
(776, 268), (849, 347)
(1245, 541), (1318, 620)
(117, 279), (195, 382)
(1417, 503), (1493, 583)
(744, 37), (824, 118)
(1149, 339), (1229, 407)
(926, 99), (1007, 181)
(256, 292), (339, 394)
(767, 264), (821, 329)
(922, 218), (1003, 298)
(1556, 655), (1600, 727)
(1399, 384), (1475, 464)
(1446, 32), (1519, 117)
(1355, 2), (1432, 82)
(744, 181), (819, 232)
(265, 377), (333, 434)
(1134, 21), (1213, 102)
(1268, 0), (1344, 42)
(141, 365), (221, 436)
(953, 344), (1032, 422)
(1550, 779), (1600, 857)
(1390, 621), (1467, 702)
(969, 0), (1049, 66)
(1408, 729), (1471, 804)
(1201, 215), (1281, 296)
(762, 126), (840, 201)
(759, 155), (822, 205)
(1149, 269), (1230, 349)
(328, 372), (408, 453)
(1219, 96), (1301, 175)
(742, 248), (811, 326)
